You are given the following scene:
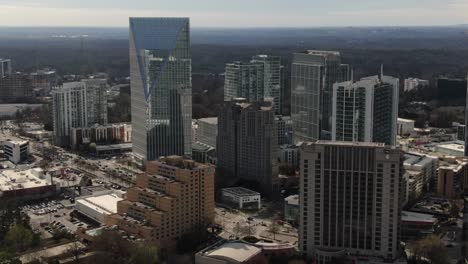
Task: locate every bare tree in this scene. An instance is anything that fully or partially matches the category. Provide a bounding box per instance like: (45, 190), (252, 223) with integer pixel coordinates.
(268, 222), (280, 240)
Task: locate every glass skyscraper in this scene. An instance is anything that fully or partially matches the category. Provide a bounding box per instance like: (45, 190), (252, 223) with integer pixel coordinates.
(291, 50), (349, 142)
(130, 17), (192, 162)
(224, 55), (282, 114)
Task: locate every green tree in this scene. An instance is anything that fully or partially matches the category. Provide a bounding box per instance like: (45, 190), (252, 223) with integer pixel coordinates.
(5, 224), (33, 252)
(0, 250), (21, 264)
(129, 241), (159, 264)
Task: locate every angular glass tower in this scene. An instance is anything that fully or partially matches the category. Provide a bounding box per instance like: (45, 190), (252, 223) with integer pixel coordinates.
(130, 18), (192, 162)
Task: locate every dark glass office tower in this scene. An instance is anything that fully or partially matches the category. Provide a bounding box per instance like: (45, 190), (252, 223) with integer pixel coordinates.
(291, 50), (349, 142)
(130, 18), (192, 162)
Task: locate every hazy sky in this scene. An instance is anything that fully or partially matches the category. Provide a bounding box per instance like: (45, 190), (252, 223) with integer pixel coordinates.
(0, 0), (466, 27)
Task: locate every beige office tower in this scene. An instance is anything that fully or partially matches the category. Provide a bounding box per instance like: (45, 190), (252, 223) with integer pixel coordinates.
(106, 156), (215, 251)
(299, 141), (402, 263)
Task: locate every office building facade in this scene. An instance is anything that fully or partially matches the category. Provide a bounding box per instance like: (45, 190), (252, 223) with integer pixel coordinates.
(106, 156), (214, 251)
(224, 55), (282, 114)
(291, 51), (349, 142)
(217, 100), (279, 194)
(299, 141), (402, 263)
(130, 17), (192, 162)
(331, 75), (399, 146)
(0, 58), (11, 78)
(0, 73), (34, 103)
(196, 117), (218, 148)
(465, 74), (468, 156)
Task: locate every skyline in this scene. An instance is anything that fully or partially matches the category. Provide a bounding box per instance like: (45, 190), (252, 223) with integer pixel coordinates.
(0, 0), (466, 27)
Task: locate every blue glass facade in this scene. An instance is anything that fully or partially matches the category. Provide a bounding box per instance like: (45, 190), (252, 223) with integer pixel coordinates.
(130, 18), (192, 162)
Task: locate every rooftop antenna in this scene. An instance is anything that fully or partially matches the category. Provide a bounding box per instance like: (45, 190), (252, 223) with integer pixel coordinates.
(351, 67), (354, 82)
(380, 64), (384, 81)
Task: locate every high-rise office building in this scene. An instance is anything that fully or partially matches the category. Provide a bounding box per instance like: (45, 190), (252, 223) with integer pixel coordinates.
(83, 78), (108, 126)
(299, 141), (402, 263)
(465, 74), (468, 156)
(0, 58), (11, 78)
(224, 55), (282, 114)
(291, 51), (349, 142)
(0, 73), (34, 103)
(196, 117), (218, 148)
(331, 74), (399, 146)
(217, 99), (279, 194)
(106, 156), (214, 251)
(130, 17), (192, 163)
(276, 115), (293, 145)
(252, 55), (282, 114)
(52, 80), (108, 146)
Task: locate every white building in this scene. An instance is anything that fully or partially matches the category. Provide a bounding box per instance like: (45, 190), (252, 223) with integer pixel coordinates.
(397, 118), (415, 136)
(278, 144), (300, 167)
(0, 168), (58, 201)
(403, 152), (438, 196)
(52, 79), (108, 147)
(331, 75), (399, 146)
(404, 78), (429, 92)
(2, 140), (29, 164)
(197, 117), (218, 148)
(0, 58), (12, 78)
(75, 193), (123, 224)
(434, 142), (465, 157)
(221, 187), (261, 209)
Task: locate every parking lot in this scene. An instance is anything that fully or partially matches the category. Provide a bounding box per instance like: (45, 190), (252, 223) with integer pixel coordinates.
(25, 197), (99, 240)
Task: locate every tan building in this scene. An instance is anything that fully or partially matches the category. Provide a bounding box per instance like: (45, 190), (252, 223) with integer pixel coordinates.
(106, 156), (215, 251)
(437, 158), (468, 199)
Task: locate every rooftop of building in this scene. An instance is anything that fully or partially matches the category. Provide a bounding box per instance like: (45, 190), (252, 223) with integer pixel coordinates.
(2, 139), (29, 146)
(58, 82), (85, 89)
(401, 211), (437, 224)
(301, 140), (386, 148)
(285, 194), (299, 206)
(197, 117), (218, 125)
(404, 152), (437, 167)
(95, 143), (132, 151)
(76, 194), (123, 215)
(0, 168), (51, 192)
(201, 241), (261, 263)
(435, 142), (465, 153)
(398, 118), (416, 123)
(72, 123), (131, 130)
(222, 187), (260, 197)
(192, 142), (215, 152)
(156, 155), (212, 170)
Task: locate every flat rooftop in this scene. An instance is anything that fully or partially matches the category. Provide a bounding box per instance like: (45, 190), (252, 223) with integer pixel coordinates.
(436, 143), (464, 152)
(398, 118), (415, 123)
(285, 194), (299, 206)
(0, 169), (50, 192)
(95, 143), (132, 151)
(2, 139), (29, 146)
(204, 242), (261, 263)
(198, 117), (218, 125)
(304, 141), (386, 147)
(401, 211), (437, 224)
(76, 194), (123, 215)
(222, 187), (260, 197)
